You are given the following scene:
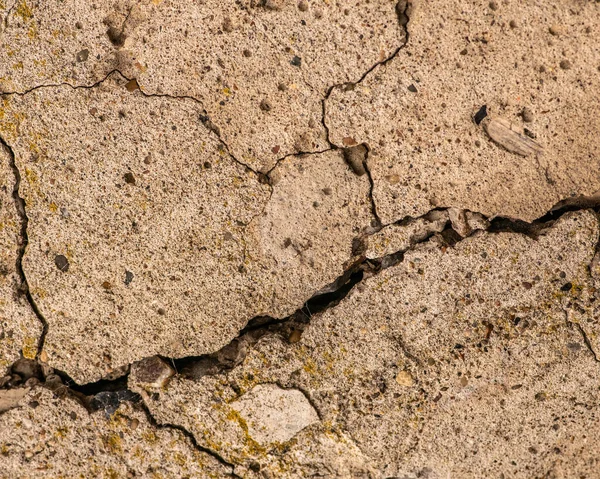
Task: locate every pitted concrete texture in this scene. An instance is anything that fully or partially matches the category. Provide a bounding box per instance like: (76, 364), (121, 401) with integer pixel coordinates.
(0, 0), (599, 478)
(0, 145), (40, 368)
(326, 0), (600, 224)
(0, 75), (370, 382)
(1, 0), (405, 172)
(129, 211), (600, 478)
(0, 387), (231, 478)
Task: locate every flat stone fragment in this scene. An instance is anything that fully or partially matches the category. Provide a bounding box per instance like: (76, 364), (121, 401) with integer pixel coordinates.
(231, 384), (319, 445)
(484, 117), (544, 156)
(0, 387), (27, 413)
(326, 0), (600, 224)
(0, 75), (371, 382)
(0, 145), (41, 367)
(132, 211), (600, 477)
(1, 0), (405, 172)
(0, 387), (231, 478)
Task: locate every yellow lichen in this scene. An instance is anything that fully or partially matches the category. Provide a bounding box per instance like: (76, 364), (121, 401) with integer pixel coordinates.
(22, 336), (37, 359)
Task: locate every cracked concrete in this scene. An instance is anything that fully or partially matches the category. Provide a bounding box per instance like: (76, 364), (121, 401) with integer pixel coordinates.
(1, 0), (600, 477)
(0, 142), (40, 368)
(326, 0), (600, 225)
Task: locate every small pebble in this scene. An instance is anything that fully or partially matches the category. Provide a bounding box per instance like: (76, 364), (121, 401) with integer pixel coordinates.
(521, 107), (534, 123)
(125, 79), (139, 92)
(290, 56), (302, 67)
(76, 49), (89, 62)
(396, 370), (414, 387)
(298, 0), (308, 12)
(54, 254), (69, 272)
(407, 84), (417, 93)
(509, 20), (518, 29)
(549, 24), (563, 36)
(124, 172), (136, 184)
(489, 1), (498, 11)
(125, 270), (134, 285)
(243, 49), (252, 58)
(559, 59), (571, 70)
(288, 329), (302, 343)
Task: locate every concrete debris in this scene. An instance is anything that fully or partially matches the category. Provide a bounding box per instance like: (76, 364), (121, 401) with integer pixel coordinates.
(230, 384), (319, 445)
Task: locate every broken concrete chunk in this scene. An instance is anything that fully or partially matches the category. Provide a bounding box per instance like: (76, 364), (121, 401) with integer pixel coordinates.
(465, 210), (491, 232)
(365, 210), (449, 259)
(0, 387), (230, 477)
(130, 356), (175, 389)
(343, 145), (368, 176)
(484, 117), (544, 156)
(134, 211), (600, 477)
(448, 208), (490, 237)
(326, 0), (600, 223)
(0, 76), (371, 382)
(231, 384), (319, 445)
(0, 388), (27, 413)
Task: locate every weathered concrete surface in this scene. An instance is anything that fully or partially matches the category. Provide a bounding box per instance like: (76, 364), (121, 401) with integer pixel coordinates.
(1, 0), (405, 172)
(0, 145), (40, 368)
(0, 0), (599, 477)
(0, 387), (231, 478)
(0, 75), (371, 382)
(130, 211), (600, 478)
(327, 0), (600, 224)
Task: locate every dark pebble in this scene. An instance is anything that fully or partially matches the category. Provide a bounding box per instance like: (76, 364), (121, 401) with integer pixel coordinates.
(559, 60), (571, 70)
(76, 49), (89, 62)
(473, 105), (488, 125)
(124, 172), (136, 184)
(124, 270), (134, 285)
(290, 56), (302, 67)
(521, 107), (534, 123)
(407, 84), (417, 93)
(54, 254), (69, 272)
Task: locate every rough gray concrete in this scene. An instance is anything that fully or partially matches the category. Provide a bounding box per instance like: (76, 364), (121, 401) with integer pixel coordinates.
(0, 0), (599, 477)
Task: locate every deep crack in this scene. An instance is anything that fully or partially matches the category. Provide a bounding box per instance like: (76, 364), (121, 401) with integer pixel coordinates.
(0, 135), (49, 359)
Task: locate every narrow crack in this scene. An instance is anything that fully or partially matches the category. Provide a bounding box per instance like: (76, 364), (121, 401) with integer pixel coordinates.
(575, 323), (599, 362)
(137, 401), (242, 477)
(0, 135), (48, 358)
(321, 0), (412, 146)
(318, 1), (412, 227)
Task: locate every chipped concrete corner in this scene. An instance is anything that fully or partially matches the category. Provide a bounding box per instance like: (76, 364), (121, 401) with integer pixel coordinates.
(0, 0), (599, 477)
